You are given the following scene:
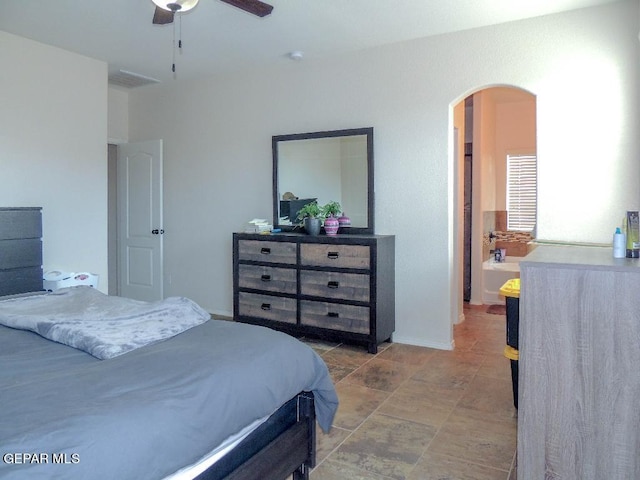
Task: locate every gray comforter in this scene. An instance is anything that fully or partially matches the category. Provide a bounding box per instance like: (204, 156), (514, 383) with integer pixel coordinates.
(0, 309), (338, 479)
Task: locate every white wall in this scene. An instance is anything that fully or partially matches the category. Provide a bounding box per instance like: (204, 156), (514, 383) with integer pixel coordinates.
(494, 96), (537, 210)
(127, 1), (639, 349)
(108, 87), (129, 144)
(0, 31), (109, 292)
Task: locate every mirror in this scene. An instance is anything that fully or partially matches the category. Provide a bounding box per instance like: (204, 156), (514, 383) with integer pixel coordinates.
(272, 127), (374, 234)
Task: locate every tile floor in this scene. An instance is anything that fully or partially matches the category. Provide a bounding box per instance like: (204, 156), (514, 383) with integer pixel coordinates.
(303, 303), (518, 480)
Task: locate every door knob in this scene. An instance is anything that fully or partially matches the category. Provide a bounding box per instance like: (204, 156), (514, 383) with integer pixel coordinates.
(151, 229), (164, 235)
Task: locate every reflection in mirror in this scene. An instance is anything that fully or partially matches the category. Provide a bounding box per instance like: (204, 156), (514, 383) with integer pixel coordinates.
(272, 128), (374, 234)
(278, 136), (367, 225)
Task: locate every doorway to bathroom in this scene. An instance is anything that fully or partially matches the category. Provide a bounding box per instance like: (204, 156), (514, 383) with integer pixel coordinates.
(454, 86), (537, 324)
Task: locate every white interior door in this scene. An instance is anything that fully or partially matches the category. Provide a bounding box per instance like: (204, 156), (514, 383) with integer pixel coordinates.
(117, 140), (163, 301)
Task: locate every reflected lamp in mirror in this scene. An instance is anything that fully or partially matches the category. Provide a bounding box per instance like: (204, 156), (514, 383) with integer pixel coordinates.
(272, 127), (374, 234)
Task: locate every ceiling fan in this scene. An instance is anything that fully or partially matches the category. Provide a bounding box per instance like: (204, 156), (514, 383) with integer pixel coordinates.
(152, 0), (273, 25)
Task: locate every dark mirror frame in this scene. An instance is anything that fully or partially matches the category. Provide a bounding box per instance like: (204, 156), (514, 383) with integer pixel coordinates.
(272, 127), (374, 235)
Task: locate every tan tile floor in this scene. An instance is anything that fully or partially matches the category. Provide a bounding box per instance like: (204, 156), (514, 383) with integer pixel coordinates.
(304, 304), (518, 480)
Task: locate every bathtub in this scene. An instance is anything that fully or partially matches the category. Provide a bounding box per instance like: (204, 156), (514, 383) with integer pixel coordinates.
(482, 256), (520, 305)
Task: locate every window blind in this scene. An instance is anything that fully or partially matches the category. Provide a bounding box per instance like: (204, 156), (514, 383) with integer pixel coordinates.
(506, 154), (537, 231)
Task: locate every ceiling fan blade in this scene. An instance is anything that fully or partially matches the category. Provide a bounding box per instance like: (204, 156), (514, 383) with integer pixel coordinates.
(219, 0), (273, 17)
(153, 6), (175, 24)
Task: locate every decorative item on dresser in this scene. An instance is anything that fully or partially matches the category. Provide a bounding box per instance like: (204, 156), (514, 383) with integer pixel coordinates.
(295, 201), (323, 236)
(337, 212), (351, 229)
(321, 201), (341, 236)
(233, 232), (395, 353)
(0, 207), (43, 296)
(322, 215), (339, 236)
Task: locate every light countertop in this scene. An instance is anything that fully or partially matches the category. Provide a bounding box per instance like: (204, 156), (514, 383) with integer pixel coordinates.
(520, 244), (640, 272)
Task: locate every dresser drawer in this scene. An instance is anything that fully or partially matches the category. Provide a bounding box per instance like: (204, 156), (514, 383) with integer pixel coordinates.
(0, 209), (41, 240)
(300, 300), (369, 334)
(238, 292), (297, 324)
(300, 244), (370, 269)
(0, 267), (43, 296)
(238, 240), (296, 264)
(0, 239), (43, 269)
(300, 270), (369, 302)
(238, 264), (296, 294)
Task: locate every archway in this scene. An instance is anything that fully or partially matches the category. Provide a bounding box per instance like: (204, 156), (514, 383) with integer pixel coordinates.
(452, 86), (537, 339)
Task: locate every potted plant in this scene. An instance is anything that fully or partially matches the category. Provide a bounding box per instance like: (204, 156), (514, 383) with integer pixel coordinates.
(321, 201), (342, 218)
(322, 201), (341, 235)
(296, 201), (322, 236)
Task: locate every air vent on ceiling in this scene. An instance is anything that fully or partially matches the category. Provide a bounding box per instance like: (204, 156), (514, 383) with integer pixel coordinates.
(108, 70), (160, 89)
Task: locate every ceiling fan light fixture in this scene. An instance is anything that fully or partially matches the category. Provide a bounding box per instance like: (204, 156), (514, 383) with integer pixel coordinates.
(152, 0), (199, 13)
(288, 51), (304, 61)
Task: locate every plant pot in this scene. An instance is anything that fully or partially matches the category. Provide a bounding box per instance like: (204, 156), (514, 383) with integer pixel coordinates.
(324, 215), (339, 236)
(304, 217), (321, 236)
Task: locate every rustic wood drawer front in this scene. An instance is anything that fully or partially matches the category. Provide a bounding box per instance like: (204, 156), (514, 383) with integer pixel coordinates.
(300, 244), (370, 269)
(238, 240), (296, 264)
(300, 301), (370, 334)
(238, 264), (296, 294)
(300, 271), (369, 302)
(238, 292), (297, 324)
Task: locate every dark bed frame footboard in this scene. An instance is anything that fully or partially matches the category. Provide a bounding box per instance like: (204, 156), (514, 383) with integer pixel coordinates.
(196, 392), (316, 480)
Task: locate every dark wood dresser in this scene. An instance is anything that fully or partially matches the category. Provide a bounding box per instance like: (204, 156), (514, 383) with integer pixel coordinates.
(233, 232), (395, 353)
(0, 207), (43, 296)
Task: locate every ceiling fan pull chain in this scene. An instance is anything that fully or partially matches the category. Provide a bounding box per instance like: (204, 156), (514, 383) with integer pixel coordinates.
(171, 14), (183, 73)
(172, 19), (176, 73)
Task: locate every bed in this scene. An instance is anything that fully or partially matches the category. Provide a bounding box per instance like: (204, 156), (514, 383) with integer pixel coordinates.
(0, 208), (339, 480)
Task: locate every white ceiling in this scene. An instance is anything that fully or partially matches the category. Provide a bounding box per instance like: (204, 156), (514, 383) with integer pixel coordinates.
(0, 0), (621, 88)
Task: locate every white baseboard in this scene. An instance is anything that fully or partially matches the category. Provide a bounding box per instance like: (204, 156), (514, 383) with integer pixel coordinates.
(391, 335), (453, 351)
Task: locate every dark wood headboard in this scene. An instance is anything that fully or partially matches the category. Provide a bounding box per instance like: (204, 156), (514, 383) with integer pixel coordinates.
(0, 207), (43, 296)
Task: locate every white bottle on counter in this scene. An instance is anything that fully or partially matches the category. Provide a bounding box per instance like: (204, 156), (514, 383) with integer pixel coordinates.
(613, 227), (626, 258)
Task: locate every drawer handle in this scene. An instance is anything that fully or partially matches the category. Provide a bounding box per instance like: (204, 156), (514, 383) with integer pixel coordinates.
(327, 281), (339, 289)
(261, 303), (272, 311)
(261, 274), (271, 282)
(327, 312), (339, 318)
(260, 247), (271, 255)
(327, 251), (339, 259)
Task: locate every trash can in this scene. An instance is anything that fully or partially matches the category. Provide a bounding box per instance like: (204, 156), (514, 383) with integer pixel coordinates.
(503, 345), (519, 409)
(500, 278), (520, 409)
